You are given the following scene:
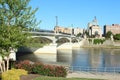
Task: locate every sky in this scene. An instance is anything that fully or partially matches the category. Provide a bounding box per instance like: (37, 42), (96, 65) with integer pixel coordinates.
(29, 0), (120, 31)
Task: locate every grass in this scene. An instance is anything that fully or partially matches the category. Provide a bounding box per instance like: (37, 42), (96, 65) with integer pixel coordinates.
(34, 76), (103, 80)
(27, 43), (47, 48)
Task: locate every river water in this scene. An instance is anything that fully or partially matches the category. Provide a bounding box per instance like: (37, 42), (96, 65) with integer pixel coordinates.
(17, 48), (120, 72)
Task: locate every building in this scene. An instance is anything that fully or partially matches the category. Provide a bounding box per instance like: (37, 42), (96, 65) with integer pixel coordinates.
(54, 26), (72, 34)
(104, 24), (120, 35)
(73, 27), (84, 36)
(54, 26), (83, 35)
(87, 17), (102, 37)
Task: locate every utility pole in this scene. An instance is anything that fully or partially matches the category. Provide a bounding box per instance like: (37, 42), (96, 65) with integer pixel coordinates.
(55, 16), (58, 27)
(54, 16), (58, 44)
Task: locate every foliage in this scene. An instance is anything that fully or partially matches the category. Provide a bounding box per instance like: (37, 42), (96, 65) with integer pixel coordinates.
(56, 38), (69, 43)
(93, 39), (105, 44)
(0, 26), (28, 53)
(34, 76), (103, 80)
(84, 30), (89, 37)
(15, 60), (33, 73)
(88, 39), (92, 43)
(2, 68), (28, 80)
(76, 32), (82, 37)
(105, 31), (113, 39)
(114, 34), (120, 40)
(0, 0), (40, 30)
(0, 0), (40, 53)
(26, 37), (52, 48)
(0, 0), (40, 72)
(15, 60), (67, 77)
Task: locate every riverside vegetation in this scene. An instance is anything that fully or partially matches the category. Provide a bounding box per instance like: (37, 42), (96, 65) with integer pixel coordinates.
(15, 60), (67, 77)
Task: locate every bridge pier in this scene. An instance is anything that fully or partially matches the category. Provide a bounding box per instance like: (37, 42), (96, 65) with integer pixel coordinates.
(34, 43), (57, 54)
(52, 37), (56, 44)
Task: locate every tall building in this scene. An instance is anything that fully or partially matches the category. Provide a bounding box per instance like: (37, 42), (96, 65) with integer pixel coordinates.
(104, 24), (120, 35)
(87, 17), (102, 37)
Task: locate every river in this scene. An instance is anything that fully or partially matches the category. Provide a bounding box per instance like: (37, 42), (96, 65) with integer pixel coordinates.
(17, 48), (120, 72)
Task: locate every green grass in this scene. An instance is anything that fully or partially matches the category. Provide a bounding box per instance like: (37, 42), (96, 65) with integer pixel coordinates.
(27, 43), (47, 48)
(34, 76), (103, 80)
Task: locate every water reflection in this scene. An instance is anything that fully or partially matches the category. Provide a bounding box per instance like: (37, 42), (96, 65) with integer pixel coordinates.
(57, 50), (72, 64)
(72, 48), (90, 67)
(57, 48), (120, 72)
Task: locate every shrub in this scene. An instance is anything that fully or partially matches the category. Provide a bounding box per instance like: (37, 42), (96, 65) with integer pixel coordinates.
(15, 60), (67, 77)
(88, 39), (92, 43)
(15, 60), (33, 73)
(114, 34), (120, 40)
(31, 62), (45, 74)
(93, 39), (105, 44)
(32, 63), (67, 77)
(2, 68), (28, 80)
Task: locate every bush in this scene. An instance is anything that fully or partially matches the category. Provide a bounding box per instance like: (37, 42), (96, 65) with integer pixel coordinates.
(93, 39), (105, 44)
(2, 68), (28, 80)
(15, 60), (33, 73)
(88, 39), (92, 43)
(114, 34), (120, 40)
(105, 31), (113, 39)
(15, 60), (67, 77)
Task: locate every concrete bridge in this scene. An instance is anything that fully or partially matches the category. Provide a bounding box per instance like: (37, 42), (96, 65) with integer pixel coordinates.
(25, 30), (87, 54)
(28, 30), (82, 44)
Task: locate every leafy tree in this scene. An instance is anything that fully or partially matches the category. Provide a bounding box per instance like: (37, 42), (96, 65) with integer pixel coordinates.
(105, 31), (113, 39)
(0, 0), (39, 72)
(84, 30), (89, 37)
(76, 32), (82, 37)
(114, 34), (120, 40)
(0, 0), (40, 30)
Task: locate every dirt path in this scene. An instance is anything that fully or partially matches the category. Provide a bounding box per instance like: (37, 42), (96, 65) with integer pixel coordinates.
(20, 74), (40, 80)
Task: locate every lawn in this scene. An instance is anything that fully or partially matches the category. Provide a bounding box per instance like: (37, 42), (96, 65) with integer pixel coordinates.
(34, 76), (103, 80)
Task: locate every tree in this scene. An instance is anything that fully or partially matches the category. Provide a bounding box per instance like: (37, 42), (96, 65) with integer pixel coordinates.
(114, 34), (120, 40)
(105, 31), (113, 39)
(76, 32), (82, 37)
(0, 0), (40, 30)
(0, 0), (39, 72)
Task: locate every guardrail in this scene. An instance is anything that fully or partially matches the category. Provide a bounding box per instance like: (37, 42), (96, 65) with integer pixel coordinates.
(67, 66), (120, 73)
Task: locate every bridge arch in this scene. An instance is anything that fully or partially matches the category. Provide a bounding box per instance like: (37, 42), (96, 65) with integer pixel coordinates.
(31, 36), (52, 43)
(72, 38), (79, 43)
(56, 37), (70, 43)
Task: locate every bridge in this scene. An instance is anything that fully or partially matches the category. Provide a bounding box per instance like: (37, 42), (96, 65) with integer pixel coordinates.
(28, 30), (82, 44)
(26, 30), (88, 54)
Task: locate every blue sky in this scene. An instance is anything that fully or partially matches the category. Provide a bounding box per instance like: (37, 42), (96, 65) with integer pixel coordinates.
(29, 0), (120, 30)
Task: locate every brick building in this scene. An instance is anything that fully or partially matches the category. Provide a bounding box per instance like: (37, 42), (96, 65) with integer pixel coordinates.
(104, 24), (120, 35)
(54, 26), (83, 35)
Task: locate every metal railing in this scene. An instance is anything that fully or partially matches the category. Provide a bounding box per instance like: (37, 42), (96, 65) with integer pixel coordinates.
(67, 66), (120, 73)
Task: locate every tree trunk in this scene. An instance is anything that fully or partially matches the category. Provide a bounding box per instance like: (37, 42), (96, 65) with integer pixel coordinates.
(6, 58), (9, 71)
(2, 61), (5, 72)
(0, 62), (3, 73)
